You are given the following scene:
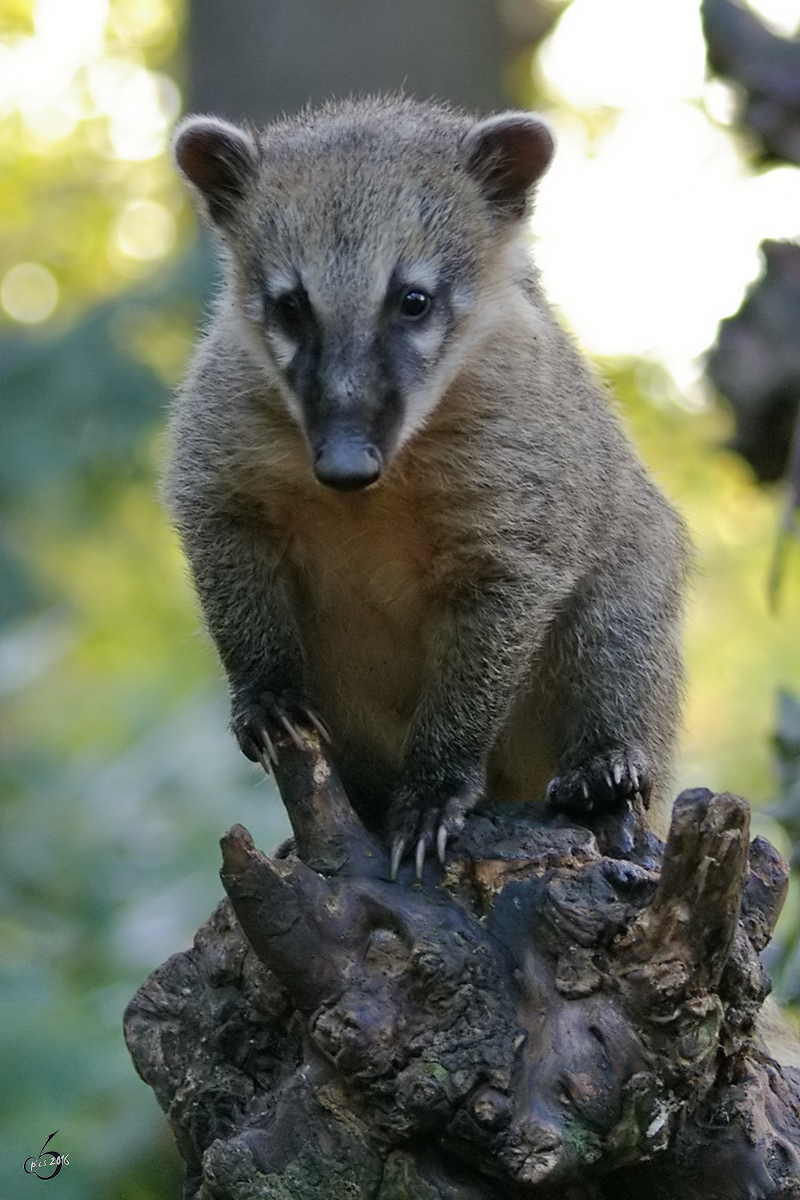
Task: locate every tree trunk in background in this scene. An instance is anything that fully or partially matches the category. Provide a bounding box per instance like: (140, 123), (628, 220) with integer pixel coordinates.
(186, 0), (514, 121)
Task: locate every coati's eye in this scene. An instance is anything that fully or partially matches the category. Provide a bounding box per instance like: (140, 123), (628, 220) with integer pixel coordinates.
(272, 290), (305, 337)
(399, 289), (431, 320)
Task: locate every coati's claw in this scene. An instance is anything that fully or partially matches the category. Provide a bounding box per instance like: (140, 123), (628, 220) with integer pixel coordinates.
(546, 749), (651, 817)
(301, 706), (332, 743)
(415, 837), (427, 882)
(258, 726), (279, 768)
(388, 787), (475, 879)
(279, 714), (305, 749)
(390, 821), (447, 880)
(390, 837), (406, 882)
(233, 691), (331, 767)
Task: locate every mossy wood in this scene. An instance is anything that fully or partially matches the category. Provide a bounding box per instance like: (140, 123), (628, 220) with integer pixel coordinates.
(124, 730), (800, 1198)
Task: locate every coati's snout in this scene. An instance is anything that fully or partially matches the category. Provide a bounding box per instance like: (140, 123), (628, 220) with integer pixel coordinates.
(312, 436), (383, 491)
(284, 351), (399, 490)
(278, 318), (403, 490)
(306, 396), (391, 490)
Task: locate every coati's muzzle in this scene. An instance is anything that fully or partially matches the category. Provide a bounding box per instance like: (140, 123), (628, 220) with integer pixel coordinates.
(313, 434), (383, 491)
(296, 336), (400, 492)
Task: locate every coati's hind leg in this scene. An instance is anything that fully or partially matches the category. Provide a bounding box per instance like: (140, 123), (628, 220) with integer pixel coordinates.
(544, 560), (684, 829)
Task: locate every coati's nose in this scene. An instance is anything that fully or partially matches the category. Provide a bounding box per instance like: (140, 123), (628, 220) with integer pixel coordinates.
(313, 441), (383, 491)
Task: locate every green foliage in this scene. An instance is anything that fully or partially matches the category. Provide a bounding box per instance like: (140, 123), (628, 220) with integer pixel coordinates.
(0, 247), (206, 504)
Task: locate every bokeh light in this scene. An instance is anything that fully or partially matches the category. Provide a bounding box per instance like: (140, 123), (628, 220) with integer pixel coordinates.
(0, 0), (184, 326)
(3, 0), (179, 159)
(114, 199), (177, 260)
(1, 261), (59, 322)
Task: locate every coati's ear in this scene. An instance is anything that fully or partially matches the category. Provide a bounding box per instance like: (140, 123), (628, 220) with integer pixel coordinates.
(461, 113), (554, 219)
(172, 116), (259, 229)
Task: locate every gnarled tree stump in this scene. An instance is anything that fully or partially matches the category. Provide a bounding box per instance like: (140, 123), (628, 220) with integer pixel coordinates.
(124, 731), (800, 1198)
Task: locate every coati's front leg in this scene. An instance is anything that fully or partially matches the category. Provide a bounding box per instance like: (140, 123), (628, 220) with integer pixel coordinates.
(544, 561), (684, 829)
(388, 576), (553, 878)
(177, 509), (324, 768)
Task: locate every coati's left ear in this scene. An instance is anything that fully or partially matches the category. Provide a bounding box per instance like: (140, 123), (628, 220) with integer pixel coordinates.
(172, 115), (259, 230)
(461, 112), (554, 219)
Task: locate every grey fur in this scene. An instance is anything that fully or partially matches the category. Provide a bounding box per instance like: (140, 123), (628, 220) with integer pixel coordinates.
(166, 96), (689, 864)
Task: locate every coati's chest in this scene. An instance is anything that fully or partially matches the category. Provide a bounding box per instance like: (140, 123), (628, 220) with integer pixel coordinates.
(265, 480), (457, 758)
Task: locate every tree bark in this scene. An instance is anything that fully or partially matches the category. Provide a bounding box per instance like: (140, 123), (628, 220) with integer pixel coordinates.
(124, 730), (800, 1198)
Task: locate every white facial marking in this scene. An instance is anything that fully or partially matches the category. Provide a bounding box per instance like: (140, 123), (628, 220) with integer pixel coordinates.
(265, 265), (298, 297)
(451, 281), (476, 320)
(242, 291), (263, 323)
(267, 328), (298, 369)
(259, 265), (305, 369)
(404, 320), (444, 361)
(399, 260), (440, 295)
(393, 237), (530, 451)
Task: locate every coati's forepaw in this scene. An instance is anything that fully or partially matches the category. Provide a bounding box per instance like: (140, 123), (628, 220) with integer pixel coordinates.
(232, 691), (330, 769)
(387, 782), (482, 882)
(546, 748), (651, 818)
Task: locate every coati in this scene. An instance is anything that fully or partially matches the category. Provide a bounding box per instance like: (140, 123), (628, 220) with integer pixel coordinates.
(166, 96), (689, 876)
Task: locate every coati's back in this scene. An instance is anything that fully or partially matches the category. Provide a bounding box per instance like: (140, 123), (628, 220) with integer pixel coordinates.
(167, 96), (688, 869)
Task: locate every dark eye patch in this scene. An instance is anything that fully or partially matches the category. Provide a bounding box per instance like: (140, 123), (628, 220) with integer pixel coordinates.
(267, 287), (310, 339)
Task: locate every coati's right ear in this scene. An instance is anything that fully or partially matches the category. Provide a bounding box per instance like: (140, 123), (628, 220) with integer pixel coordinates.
(461, 112), (554, 221)
(172, 116), (259, 229)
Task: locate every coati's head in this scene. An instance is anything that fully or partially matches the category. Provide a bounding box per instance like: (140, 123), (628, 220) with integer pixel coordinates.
(173, 97), (553, 491)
